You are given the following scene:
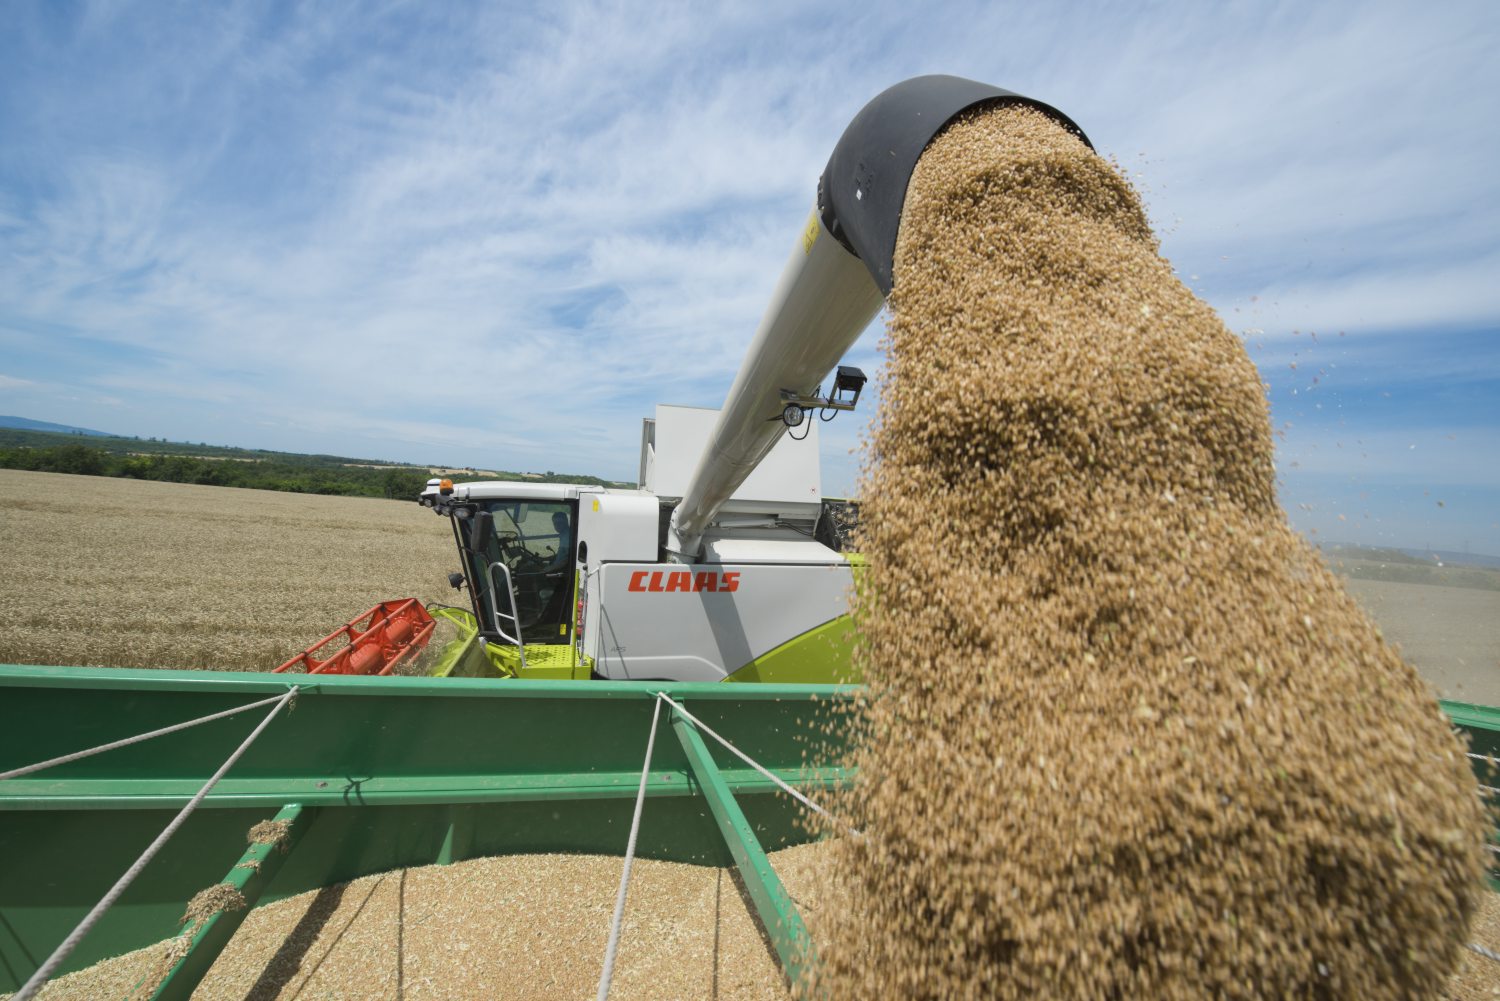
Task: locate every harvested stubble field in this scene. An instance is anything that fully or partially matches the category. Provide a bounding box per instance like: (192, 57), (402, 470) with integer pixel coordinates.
(0, 469), (456, 671)
(1344, 578), (1500, 706)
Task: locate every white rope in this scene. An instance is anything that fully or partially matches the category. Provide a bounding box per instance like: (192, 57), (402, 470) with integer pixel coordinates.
(655, 692), (859, 837)
(595, 695), (663, 1001)
(12, 685), (298, 1001)
(1, 689), (299, 781)
(1469, 941), (1500, 964)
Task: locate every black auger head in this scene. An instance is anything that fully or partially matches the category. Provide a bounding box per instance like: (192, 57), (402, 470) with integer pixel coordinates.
(818, 75), (1092, 295)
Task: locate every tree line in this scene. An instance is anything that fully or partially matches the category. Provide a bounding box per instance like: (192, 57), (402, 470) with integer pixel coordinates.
(0, 443), (434, 499)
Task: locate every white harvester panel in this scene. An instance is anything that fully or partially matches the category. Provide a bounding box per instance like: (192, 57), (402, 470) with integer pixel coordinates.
(648, 405), (822, 513)
(591, 561), (853, 681)
(575, 490), (658, 570)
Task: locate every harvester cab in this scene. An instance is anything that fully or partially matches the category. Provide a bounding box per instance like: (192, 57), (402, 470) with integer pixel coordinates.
(459, 499), (575, 641)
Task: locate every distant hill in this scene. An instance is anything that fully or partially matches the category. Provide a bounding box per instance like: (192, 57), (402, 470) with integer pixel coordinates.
(1320, 542), (1500, 571)
(1319, 543), (1500, 592)
(0, 415), (114, 437)
(1397, 548), (1500, 570)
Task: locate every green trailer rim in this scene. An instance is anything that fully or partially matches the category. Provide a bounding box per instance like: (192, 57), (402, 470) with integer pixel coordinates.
(0, 666), (1494, 994)
(0, 664), (855, 990)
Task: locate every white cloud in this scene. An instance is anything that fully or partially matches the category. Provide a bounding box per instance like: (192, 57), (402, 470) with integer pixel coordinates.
(1217, 252), (1500, 339)
(0, 0), (1495, 519)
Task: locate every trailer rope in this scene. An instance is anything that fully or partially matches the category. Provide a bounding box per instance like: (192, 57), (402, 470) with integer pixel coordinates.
(1469, 941), (1500, 964)
(654, 692), (859, 837)
(0, 688), (299, 781)
(11, 685), (298, 1001)
(595, 694), (663, 1001)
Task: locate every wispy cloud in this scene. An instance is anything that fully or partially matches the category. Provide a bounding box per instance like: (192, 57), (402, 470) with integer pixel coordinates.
(0, 0), (1495, 549)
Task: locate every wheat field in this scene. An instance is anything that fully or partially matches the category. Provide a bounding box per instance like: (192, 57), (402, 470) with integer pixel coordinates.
(0, 469), (458, 671)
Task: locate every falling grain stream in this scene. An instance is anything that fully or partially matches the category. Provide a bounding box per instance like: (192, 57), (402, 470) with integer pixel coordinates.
(802, 104), (1490, 1000)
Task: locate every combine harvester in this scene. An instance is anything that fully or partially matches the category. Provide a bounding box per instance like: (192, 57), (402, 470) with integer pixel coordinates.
(2, 76), (1496, 999)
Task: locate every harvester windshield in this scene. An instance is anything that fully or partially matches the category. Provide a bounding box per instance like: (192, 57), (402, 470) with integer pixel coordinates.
(464, 499), (577, 645)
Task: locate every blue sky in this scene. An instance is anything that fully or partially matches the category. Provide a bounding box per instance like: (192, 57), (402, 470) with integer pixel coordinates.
(1, 1), (1496, 553)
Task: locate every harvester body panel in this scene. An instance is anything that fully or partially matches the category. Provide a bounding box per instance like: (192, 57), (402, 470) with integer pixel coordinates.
(590, 561), (853, 681)
(423, 406), (863, 683)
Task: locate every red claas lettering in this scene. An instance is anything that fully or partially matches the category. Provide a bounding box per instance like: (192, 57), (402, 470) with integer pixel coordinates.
(628, 571), (741, 593)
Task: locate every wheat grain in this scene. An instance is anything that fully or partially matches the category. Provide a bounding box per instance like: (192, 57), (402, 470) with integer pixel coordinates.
(803, 103), (1489, 1000)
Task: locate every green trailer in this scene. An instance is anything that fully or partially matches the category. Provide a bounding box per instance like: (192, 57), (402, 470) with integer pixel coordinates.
(0, 664), (852, 997)
(0, 664), (1496, 998)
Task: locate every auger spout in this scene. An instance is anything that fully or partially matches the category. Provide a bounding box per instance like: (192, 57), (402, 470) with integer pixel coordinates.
(665, 75), (1090, 560)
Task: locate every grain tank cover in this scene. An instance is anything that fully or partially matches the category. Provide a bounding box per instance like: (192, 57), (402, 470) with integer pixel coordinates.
(818, 74), (1092, 295)
(648, 405), (821, 514)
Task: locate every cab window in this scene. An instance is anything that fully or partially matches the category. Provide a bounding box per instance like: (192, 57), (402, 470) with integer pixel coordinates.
(468, 499), (577, 645)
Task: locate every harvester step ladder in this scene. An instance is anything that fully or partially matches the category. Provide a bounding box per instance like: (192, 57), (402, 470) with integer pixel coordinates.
(485, 560), (528, 670)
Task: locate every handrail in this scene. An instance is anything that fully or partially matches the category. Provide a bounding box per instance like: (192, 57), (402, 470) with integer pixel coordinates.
(485, 561), (529, 671)
(576, 566), (596, 665)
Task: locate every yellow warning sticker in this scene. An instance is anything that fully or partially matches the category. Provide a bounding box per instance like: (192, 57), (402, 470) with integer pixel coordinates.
(801, 211), (819, 254)
(592, 498), (600, 512)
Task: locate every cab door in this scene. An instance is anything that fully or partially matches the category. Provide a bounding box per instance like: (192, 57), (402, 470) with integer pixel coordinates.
(468, 499), (579, 646)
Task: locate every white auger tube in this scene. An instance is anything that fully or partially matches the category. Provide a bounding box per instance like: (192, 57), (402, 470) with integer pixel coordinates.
(665, 210), (884, 561)
(663, 77), (1090, 562)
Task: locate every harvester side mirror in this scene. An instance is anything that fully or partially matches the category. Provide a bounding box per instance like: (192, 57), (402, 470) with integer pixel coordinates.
(470, 511), (494, 553)
(447, 571), (466, 591)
